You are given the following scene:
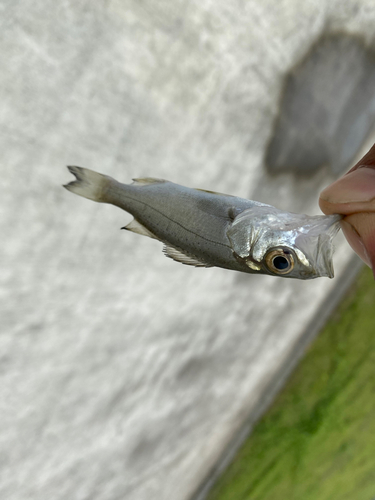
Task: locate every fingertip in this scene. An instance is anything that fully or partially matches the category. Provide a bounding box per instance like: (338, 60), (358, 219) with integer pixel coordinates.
(318, 196), (336, 215)
(319, 168), (375, 217)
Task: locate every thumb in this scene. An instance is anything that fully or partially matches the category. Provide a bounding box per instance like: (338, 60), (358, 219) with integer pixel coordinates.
(319, 166), (375, 216)
(319, 143), (375, 275)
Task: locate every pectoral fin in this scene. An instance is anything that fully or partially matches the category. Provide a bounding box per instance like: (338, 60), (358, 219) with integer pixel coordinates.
(122, 219), (160, 240)
(163, 244), (212, 268)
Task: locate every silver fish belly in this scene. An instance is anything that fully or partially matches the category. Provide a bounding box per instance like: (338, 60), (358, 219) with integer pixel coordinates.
(63, 166), (341, 279)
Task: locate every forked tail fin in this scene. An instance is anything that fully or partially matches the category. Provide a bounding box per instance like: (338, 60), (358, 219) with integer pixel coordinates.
(63, 166), (112, 202)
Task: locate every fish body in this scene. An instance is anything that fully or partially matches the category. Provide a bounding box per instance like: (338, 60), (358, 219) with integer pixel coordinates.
(64, 167), (341, 279)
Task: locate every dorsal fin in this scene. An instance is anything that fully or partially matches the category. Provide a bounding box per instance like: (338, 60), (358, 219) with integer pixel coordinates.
(163, 244), (212, 267)
(122, 219), (160, 240)
(132, 177), (166, 186)
(194, 188), (232, 196)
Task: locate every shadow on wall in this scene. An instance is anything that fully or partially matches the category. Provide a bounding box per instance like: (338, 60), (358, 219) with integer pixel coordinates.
(265, 33), (375, 176)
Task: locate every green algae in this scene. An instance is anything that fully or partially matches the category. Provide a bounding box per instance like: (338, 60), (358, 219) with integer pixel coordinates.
(207, 266), (375, 500)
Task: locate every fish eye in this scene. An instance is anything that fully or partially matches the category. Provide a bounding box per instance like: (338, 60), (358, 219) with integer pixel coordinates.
(265, 248), (294, 275)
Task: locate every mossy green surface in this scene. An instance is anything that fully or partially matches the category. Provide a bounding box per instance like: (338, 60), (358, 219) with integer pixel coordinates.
(207, 266), (375, 500)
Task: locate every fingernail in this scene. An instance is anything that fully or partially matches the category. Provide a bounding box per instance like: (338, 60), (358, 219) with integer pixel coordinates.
(341, 220), (372, 269)
(320, 167), (375, 204)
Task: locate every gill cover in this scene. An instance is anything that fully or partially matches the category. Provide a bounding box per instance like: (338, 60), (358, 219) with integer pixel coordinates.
(227, 204), (342, 279)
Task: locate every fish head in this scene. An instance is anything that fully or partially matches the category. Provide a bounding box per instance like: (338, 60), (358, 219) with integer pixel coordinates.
(227, 205), (342, 279)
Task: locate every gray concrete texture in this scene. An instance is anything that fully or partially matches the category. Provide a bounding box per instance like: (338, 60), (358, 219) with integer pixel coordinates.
(1, 1), (374, 499)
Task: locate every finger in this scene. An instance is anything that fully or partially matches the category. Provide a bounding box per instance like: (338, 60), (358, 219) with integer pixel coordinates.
(319, 167), (375, 215)
(341, 213), (375, 275)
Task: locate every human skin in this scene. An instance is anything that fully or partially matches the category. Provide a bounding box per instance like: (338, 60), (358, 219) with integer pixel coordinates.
(319, 143), (375, 277)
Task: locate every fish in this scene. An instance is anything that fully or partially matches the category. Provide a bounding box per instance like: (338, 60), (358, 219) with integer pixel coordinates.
(63, 166), (341, 279)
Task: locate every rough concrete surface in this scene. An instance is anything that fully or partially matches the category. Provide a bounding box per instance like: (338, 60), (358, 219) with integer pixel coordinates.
(1, 2), (375, 500)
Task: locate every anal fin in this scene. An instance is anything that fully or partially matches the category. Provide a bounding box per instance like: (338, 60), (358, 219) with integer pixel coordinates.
(122, 219), (160, 240)
(163, 244), (212, 268)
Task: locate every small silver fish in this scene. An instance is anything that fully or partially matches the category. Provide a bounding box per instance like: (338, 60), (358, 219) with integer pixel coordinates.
(64, 167), (341, 279)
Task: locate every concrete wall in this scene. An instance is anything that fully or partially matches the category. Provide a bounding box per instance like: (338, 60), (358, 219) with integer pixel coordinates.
(2, 2), (374, 499)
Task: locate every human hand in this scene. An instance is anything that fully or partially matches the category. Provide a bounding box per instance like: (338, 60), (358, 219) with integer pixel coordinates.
(319, 143), (375, 276)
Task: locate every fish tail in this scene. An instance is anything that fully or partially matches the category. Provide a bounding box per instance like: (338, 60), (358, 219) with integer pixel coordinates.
(63, 166), (113, 203)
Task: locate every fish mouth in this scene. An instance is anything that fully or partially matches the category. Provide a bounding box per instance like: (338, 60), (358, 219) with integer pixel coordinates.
(295, 215), (342, 278)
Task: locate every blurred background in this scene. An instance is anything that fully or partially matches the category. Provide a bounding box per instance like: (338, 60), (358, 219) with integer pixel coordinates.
(2, 1), (375, 499)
